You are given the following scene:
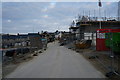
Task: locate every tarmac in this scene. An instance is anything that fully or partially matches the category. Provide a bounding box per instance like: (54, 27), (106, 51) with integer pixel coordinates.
(6, 41), (105, 78)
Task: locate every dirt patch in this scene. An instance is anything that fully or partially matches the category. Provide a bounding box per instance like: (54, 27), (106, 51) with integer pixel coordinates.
(73, 48), (120, 79)
(2, 53), (34, 78)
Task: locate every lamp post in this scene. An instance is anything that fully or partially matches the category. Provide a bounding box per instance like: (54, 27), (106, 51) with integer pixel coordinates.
(98, 0), (102, 29)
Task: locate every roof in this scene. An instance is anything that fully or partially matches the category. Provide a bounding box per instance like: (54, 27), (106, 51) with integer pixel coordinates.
(2, 34), (28, 39)
(28, 33), (41, 37)
(2, 35), (18, 39)
(69, 27), (79, 29)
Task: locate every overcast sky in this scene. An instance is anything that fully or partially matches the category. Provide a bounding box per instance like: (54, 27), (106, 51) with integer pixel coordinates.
(1, 0), (120, 2)
(2, 1), (119, 34)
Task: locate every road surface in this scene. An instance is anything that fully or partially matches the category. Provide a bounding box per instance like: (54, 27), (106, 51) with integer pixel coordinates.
(6, 42), (105, 78)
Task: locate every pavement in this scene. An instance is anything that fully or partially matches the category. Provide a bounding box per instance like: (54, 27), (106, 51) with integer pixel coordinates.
(6, 41), (105, 78)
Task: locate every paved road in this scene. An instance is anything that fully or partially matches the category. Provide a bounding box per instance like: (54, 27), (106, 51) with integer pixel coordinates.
(6, 42), (105, 78)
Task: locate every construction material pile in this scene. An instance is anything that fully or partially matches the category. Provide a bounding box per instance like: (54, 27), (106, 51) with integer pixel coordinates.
(75, 40), (92, 49)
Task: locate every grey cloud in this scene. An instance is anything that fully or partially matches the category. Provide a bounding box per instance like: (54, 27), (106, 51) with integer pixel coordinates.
(2, 2), (118, 34)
